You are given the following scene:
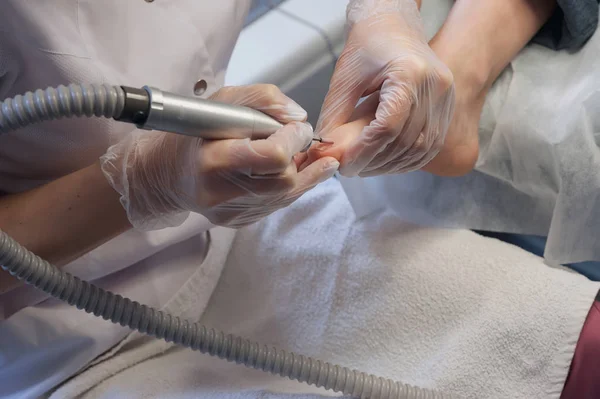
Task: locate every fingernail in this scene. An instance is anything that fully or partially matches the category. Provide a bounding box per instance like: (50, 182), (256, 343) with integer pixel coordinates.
(299, 157), (311, 171)
(325, 160), (340, 171)
(285, 101), (308, 121)
(291, 121), (314, 153)
(319, 160), (340, 183)
(294, 121), (314, 137)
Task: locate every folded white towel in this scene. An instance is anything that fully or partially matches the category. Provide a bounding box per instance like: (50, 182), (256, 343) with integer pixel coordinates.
(51, 179), (600, 399)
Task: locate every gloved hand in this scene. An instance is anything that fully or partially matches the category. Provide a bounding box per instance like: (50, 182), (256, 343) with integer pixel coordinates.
(100, 84), (339, 230)
(313, 0), (455, 177)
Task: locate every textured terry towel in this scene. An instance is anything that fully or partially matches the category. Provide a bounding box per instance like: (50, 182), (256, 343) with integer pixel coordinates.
(50, 179), (600, 399)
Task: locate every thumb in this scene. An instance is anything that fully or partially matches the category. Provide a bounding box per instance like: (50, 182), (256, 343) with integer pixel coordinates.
(316, 51), (369, 137)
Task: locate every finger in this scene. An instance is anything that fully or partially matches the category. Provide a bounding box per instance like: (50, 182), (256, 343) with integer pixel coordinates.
(339, 80), (417, 176)
(348, 74), (443, 175)
(408, 122), (446, 170)
(361, 116), (427, 174)
(293, 152), (309, 171)
(219, 162), (299, 196)
(362, 112), (440, 175)
(291, 156), (340, 196)
(210, 84), (307, 123)
(361, 138), (431, 175)
(388, 92), (454, 173)
(307, 91), (379, 168)
(199, 161), (299, 207)
(207, 156), (338, 212)
(202, 122), (313, 176)
(360, 133), (428, 175)
(362, 95), (435, 174)
(316, 49), (371, 136)
(246, 122), (313, 174)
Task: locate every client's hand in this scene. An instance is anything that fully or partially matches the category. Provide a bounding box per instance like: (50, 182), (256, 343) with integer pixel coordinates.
(313, 0), (455, 177)
(309, 45), (483, 178)
(100, 84), (339, 230)
(309, 0), (490, 178)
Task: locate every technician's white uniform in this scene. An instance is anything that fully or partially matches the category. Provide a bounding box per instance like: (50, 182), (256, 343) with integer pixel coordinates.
(0, 2), (599, 399)
(0, 1), (248, 396)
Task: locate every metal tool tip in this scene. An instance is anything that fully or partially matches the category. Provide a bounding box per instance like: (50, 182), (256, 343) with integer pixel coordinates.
(312, 136), (334, 144)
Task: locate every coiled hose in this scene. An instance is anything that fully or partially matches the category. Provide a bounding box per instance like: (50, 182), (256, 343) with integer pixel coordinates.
(0, 84), (449, 399)
(0, 83), (125, 133)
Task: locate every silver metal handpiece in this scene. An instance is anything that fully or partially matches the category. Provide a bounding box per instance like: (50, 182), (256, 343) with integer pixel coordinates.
(141, 86), (285, 140)
(115, 86), (333, 152)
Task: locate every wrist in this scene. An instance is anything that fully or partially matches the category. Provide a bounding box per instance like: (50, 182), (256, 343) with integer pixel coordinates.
(101, 131), (196, 231)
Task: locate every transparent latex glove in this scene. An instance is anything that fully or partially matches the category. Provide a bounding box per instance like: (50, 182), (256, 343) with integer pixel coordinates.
(312, 0), (455, 177)
(100, 84), (339, 230)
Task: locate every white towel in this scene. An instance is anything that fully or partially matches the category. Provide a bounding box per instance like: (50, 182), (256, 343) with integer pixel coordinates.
(50, 179), (600, 399)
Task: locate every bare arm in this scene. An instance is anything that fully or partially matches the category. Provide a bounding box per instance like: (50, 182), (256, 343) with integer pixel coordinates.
(422, 0), (557, 175)
(0, 162), (131, 294)
(433, 0), (557, 92)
